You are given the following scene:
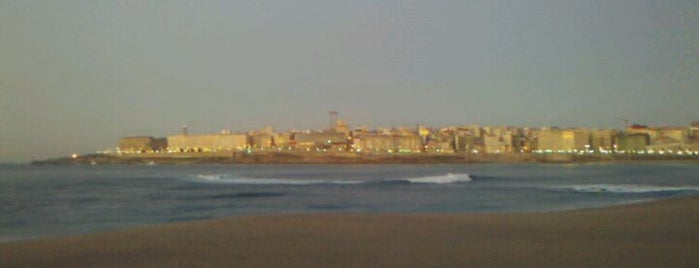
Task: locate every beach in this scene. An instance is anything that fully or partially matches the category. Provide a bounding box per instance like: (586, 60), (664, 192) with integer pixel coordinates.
(2, 195), (698, 267)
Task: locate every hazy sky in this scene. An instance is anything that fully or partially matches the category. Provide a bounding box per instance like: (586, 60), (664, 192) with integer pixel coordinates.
(1, 0), (697, 162)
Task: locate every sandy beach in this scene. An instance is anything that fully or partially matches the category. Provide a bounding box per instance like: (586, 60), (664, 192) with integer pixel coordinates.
(2, 196), (699, 267)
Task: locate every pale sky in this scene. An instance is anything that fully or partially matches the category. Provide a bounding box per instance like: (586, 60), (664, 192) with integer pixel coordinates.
(1, 0), (697, 162)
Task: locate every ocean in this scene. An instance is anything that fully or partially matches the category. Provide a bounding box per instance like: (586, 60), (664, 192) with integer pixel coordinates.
(1, 163), (698, 242)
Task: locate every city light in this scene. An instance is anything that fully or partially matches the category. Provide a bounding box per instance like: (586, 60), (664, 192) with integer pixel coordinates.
(108, 121), (698, 161)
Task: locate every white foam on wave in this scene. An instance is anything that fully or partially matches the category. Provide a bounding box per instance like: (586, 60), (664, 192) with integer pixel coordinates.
(194, 174), (362, 185)
(192, 173), (472, 185)
(404, 173), (472, 184)
(555, 184), (699, 194)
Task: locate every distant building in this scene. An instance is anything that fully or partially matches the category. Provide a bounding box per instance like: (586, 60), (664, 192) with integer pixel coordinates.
(354, 134), (392, 153)
(332, 119), (350, 133)
(615, 134), (650, 152)
(654, 127), (687, 144)
(590, 130), (616, 152)
(685, 123), (699, 150)
(625, 124), (690, 150)
(536, 129), (591, 152)
(292, 132), (348, 151)
(395, 135), (423, 153)
(249, 133), (276, 149)
(354, 133), (422, 153)
(626, 125), (685, 144)
(245, 127), (292, 150)
(425, 141), (452, 153)
(118, 136), (167, 153)
(167, 134), (247, 152)
(689, 122), (699, 143)
(454, 135), (481, 153)
(626, 124), (652, 136)
(483, 134), (509, 153)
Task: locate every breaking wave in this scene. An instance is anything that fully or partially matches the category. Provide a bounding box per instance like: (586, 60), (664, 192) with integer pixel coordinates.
(402, 173), (472, 184)
(193, 174), (361, 185)
(553, 184), (699, 194)
(191, 173), (472, 186)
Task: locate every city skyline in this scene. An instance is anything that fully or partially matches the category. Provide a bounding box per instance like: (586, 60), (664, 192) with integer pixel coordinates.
(2, 1), (698, 163)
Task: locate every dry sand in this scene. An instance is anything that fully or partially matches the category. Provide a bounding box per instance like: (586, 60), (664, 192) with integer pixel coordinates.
(2, 196), (699, 267)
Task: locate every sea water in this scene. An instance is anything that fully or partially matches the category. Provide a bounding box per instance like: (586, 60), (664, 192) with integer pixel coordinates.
(1, 163), (698, 241)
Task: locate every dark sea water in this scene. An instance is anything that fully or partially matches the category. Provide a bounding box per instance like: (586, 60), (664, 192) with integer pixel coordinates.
(1, 163), (699, 242)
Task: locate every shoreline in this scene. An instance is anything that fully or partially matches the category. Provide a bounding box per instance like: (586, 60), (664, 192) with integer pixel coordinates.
(2, 196), (699, 267)
(31, 152), (699, 165)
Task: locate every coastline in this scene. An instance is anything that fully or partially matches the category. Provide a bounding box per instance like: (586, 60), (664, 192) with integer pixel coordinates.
(30, 151), (699, 165)
(2, 196), (699, 267)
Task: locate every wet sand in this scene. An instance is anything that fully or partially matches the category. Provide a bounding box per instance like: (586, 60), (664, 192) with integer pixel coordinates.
(2, 196), (699, 267)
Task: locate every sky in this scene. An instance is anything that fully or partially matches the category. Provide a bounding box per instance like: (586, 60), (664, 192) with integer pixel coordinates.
(1, 0), (697, 163)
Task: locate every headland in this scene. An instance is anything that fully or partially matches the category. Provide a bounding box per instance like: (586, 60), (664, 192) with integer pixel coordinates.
(33, 120), (699, 165)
